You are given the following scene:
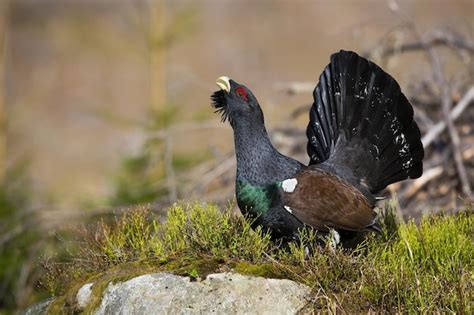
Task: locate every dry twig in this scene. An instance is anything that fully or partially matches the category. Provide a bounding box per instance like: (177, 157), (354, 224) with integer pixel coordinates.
(401, 166), (444, 200)
(365, 30), (474, 59)
(423, 34), (471, 196)
(421, 87), (474, 148)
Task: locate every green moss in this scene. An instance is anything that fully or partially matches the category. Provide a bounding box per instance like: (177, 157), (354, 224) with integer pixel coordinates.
(47, 296), (66, 315)
(78, 260), (169, 314)
(46, 259), (164, 314)
(233, 262), (283, 279)
(42, 202), (474, 314)
(47, 256), (229, 314)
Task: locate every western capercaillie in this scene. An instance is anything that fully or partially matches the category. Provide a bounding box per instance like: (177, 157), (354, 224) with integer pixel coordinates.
(211, 50), (424, 245)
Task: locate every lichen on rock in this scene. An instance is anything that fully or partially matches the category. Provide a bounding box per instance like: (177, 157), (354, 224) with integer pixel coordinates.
(76, 283), (93, 310)
(94, 272), (310, 314)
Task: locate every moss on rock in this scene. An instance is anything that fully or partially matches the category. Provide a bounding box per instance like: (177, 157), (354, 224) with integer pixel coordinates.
(41, 202), (473, 314)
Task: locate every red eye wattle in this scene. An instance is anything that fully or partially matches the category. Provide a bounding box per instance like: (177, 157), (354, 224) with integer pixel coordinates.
(235, 87), (248, 101)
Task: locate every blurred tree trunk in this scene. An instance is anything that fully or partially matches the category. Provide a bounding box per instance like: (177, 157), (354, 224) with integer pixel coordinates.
(0, 1), (8, 183)
(149, 0), (167, 111)
(148, 2), (177, 201)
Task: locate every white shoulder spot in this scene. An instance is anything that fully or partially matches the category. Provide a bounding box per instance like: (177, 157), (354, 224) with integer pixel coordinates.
(282, 178), (298, 193)
(284, 206), (293, 214)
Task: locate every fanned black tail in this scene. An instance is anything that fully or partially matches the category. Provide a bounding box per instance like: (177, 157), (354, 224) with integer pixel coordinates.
(306, 50), (424, 194)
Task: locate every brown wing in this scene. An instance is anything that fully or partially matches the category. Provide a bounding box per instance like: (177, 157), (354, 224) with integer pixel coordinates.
(282, 168), (375, 232)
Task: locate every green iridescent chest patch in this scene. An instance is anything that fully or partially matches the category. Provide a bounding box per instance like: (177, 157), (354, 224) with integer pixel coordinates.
(236, 180), (282, 218)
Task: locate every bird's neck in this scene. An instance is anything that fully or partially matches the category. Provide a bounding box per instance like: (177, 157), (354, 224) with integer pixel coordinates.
(232, 120), (302, 186)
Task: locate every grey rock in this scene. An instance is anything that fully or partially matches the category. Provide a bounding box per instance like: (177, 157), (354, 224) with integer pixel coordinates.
(95, 272), (311, 315)
(77, 282), (94, 310)
(23, 298), (53, 315)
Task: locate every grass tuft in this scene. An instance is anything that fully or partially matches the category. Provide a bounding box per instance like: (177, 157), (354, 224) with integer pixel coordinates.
(363, 211), (473, 312)
(42, 202), (473, 313)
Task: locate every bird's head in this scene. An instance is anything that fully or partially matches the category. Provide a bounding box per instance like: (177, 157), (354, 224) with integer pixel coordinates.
(211, 76), (264, 127)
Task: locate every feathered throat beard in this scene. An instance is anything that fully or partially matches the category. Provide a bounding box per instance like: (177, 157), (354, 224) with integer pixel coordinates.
(211, 90), (232, 124)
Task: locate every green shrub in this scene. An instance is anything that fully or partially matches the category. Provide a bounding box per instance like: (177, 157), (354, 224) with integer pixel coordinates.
(42, 202), (473, 313)
(363, 212), (473, 312)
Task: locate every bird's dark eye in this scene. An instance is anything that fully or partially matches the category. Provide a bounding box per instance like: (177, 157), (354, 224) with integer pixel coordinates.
(235, 87), (248, 101)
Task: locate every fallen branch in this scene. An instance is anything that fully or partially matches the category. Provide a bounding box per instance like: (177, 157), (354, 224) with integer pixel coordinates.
(401, 166), (444, 200)
(386, 2), (472, 196)
(425, 42), (472, 196)
(190, 156), (235, 194)
(421, 87), (474, 147)
(366, 30), (474, 59)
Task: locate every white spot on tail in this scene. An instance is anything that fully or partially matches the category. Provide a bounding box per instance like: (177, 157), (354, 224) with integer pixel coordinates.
(282, 178), (298, 193)
(284, 206), (293, 214)
(328, 229), (340, 249)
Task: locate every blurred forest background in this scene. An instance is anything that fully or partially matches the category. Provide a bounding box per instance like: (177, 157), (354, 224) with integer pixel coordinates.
(0, 0), (473, 312)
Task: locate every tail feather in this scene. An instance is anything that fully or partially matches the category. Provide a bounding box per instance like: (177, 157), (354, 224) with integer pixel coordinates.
(306, 50), (424, 195)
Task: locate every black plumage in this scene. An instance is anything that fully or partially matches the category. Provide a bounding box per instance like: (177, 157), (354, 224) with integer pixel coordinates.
(308, 51), (424, 198)
(211, 50), (424, 244)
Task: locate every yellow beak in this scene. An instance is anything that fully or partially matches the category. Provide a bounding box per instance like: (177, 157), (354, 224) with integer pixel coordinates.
(216, 76), (231, 92)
